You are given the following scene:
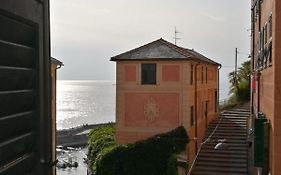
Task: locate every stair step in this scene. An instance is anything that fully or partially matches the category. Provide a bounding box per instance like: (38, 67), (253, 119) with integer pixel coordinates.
(191, 171), (247, 175)
(205, 132), (247, 137)
(204, 135), (247, 140)
(213, 117), (247, 120)
(191, 107), (249, 175)
(202, 145), (248, 151)
(202, 136), (248, 141)
(221, 113), (249, 117)
(209, 121), (247, 125)
(198, 153), (247, 159)
(206, 128), (247, 132)
(200, 149), (247, 155)
(206, 131), (247, 136)
(207, 127), (247, 131)
(223, 109), (250, 112)
(195, 161), (247, 168)
(210, 121), (247, 124)
(196, 157), (248, 164)
(222, 112), (250, 115)
(192, 166), (247, 174)
(223, 110), (250, 113)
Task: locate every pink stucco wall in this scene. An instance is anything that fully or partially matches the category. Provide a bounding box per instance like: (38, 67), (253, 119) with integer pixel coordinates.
(124, 93), (179, 127)
(162, 65), (180, 81)
(125, 65), (136, 81)
(115, 61), (218, 162)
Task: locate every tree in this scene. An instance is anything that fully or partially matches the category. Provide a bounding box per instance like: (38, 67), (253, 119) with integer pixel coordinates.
(228, 60), (251, 102)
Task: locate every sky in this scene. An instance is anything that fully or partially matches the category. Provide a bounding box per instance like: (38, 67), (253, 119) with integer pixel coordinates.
(50, 0), (251, 99)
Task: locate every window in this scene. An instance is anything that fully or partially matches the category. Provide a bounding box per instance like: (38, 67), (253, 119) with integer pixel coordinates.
(264, 23), (268, 44)
(269, 14), (272, 39)
(190, 64), (193, 85)
(141, 63), (156, 84)
(268, 39), (272, 66)
(261, 28), (264, 51)
(190, 106), (194, 127)
(269, 14), (273, 66)
(258, 28), (265, 69)
(205, 67), (208, 84)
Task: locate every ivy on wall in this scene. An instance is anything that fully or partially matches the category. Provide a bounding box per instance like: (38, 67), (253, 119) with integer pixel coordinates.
(88, 125), (189, 175)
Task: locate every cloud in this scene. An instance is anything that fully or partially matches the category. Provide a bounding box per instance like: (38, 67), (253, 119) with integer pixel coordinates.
(201, 12), (227, 23)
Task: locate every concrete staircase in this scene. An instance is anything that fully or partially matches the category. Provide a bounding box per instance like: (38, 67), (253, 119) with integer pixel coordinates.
(191, 106), (250, 175)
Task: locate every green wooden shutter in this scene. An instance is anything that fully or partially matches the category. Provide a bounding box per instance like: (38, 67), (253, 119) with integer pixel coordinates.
(254, 118), (267, 167)
(0, 1), (51, 174)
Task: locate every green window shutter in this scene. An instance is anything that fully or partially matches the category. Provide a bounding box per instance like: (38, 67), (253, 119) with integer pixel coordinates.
(254, 118), (267, 167)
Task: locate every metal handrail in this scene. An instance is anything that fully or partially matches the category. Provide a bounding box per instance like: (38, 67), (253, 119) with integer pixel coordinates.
(187, 113), (224, 175)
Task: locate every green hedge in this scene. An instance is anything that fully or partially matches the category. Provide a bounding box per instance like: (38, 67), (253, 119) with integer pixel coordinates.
(87, 124), (116, 173)
(89, 126), (189, 175)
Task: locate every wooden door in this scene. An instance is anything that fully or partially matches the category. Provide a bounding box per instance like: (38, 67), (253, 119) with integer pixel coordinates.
(0, 0), (52, 174)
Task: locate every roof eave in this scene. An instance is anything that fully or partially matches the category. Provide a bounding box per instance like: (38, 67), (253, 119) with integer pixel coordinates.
(51, 57), (64, 66)
(110, 57), (193, 62)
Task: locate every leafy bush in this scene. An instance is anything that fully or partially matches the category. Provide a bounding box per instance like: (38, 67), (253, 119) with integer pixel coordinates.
(93, 126), (189, 175)
(87, 124), (116, 173)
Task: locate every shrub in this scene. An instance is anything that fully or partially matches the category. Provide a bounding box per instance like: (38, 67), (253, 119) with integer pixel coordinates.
(94, 126), (189, 175)
(87, 124), (116, 173)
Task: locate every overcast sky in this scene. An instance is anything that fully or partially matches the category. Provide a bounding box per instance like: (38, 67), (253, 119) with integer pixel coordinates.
(50, 0), (251, 99)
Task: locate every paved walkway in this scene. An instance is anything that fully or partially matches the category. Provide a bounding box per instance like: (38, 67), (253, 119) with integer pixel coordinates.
(191, 105), (250, 175)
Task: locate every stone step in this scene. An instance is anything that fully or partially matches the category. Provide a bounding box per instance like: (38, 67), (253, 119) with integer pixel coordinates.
(204, 134), (248, 139)
(191, 171), (247, 175)
(205, 132), (247, 136)
(198, 153), (247, 159)
(208, 125), (247, 129)
(206, 131), (247, 136)
(209, 120), (247, 124)
(202, 136), (248, 141)
(207, 126), (247, 131)
(222, 110), (250, 114)
(200, 148), (247, 154)
(222, 113), (250, 117)
(224, 109), (250, 112)
(207, 126), (247, 130)
(191, 106), (249, 175)
(223, 110), (250, 113)
(210, 120), (247, 124)
(192, 166), (247, 174)
(211, 120), (247, 124)
(202, 144), (248, 150)
(196, 157), (248, 164)
(220, 113), (249, 117)
(195, 161), (247, 168)
(219, 118), (248, 121)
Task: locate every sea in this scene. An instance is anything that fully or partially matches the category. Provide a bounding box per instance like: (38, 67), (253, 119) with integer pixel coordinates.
(56, 80), (116, 130)
(56, 80), (116, 175)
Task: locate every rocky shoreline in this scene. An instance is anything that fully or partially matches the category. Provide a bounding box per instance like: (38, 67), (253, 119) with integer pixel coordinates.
(57, 122), (114, 147)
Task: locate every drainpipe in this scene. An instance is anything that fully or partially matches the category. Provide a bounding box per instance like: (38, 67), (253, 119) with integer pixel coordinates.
(257, 0), (261, 115)
(251, 3), (255, 116)
(217, 64), (222, 113)
(194, 62), (200, 153)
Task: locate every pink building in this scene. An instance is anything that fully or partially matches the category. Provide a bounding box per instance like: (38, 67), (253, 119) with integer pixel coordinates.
(111, 38), (220, 162)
